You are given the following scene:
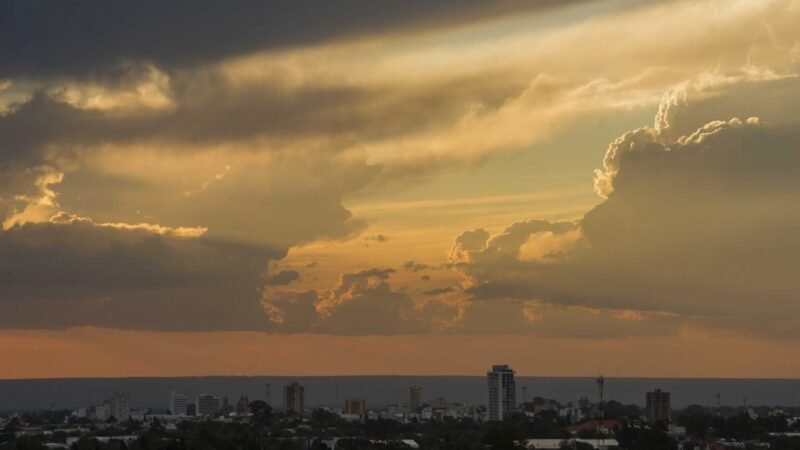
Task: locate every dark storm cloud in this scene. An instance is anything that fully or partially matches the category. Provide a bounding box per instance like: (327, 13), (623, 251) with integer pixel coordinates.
(0, 0), (588, 79)
(0, 219), (285, 330)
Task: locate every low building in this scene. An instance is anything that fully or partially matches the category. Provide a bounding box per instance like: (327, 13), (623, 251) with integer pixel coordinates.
(525, 438), (619, 449)
(196, 394), (222, 417)
(169, 391), (188, 416)
(344, 398), (367, 418)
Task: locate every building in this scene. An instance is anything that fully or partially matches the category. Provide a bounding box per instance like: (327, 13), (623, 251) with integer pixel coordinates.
(94, 403), (111, 422)
(283, 382), (305, 415)
(646, 389), (671, 422)
(196, 394), (222, 417)
(344, 398), (367, 417)
(222, 395), (233, 415)
(409, 386), (422, 411)
(110, 392), (130, 421)
(169, 391), (188, 416)
(577, 395), (591, 411)
(487, 364), (516, 421)
(236, 395), (250, 415)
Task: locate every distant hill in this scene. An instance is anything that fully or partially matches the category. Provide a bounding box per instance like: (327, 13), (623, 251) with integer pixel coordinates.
(1, 376), (799, 412)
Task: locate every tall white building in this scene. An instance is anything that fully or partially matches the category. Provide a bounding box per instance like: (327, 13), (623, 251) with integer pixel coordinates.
(196, 394), (222, 417)
(487, 364), (516, 421)
(110, 392), (130, 421)
(169, 391), (188, 416)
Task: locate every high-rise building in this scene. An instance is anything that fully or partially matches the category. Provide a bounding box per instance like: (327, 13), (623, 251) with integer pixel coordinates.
(110, 392), (130, 421)
(169, 391), (188, 416)
(196, 394), (222, 417)
(410, 386), (422, 411)
(283, 382), (305, 415)
(344, 398), (367, 417)
(646, 389), (671, 422)
(487, 364), (516, 421)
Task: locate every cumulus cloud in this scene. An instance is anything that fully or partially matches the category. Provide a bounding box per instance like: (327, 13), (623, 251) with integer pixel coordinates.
(262, 267), (461, 335)
(451, 76), (800, 337)
(3, 0), (800, 338)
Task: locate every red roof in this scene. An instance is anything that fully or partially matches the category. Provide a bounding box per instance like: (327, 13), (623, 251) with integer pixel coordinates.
(566, 419), (622, 433)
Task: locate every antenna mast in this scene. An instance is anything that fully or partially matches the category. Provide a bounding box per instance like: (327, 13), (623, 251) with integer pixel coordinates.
(596, 375), (605, 420)
(596, 375), (605, 448)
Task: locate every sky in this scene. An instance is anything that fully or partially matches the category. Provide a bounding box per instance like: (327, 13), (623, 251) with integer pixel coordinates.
(2, 0), (800, 379)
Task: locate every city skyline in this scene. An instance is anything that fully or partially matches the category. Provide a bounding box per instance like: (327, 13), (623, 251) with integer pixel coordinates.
(2, 374), (798, 412)
(3, 0), (800, 379)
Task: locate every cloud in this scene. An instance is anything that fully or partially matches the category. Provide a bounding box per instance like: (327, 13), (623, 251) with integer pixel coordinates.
(422, 287), (456, 296)
(264, 270), (300, 286)
(2, 0), (796, 256)
(0, 0), (584, 79)
(0, 91), (377, 247)
(403, 261), (430, 272)
(262, 267), (461, 335)
(0, 219), (285, 331)
(364, 234), (390, 244)
(451, 76), (800, 337)
(3, 0), (800, 338)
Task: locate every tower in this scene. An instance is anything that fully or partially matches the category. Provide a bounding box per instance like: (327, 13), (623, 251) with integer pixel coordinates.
(110, 392), (130, 421)
(283, 382), (305, 416)
(645, 389), (671, 422)
(596, 376), (606, 448)
(487, 364), (516, 421)
(410, 385), (422, 411)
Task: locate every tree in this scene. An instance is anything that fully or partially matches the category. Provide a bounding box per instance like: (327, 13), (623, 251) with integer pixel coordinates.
(248, 400), (273, 427)
(481, 422), (526, 450)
